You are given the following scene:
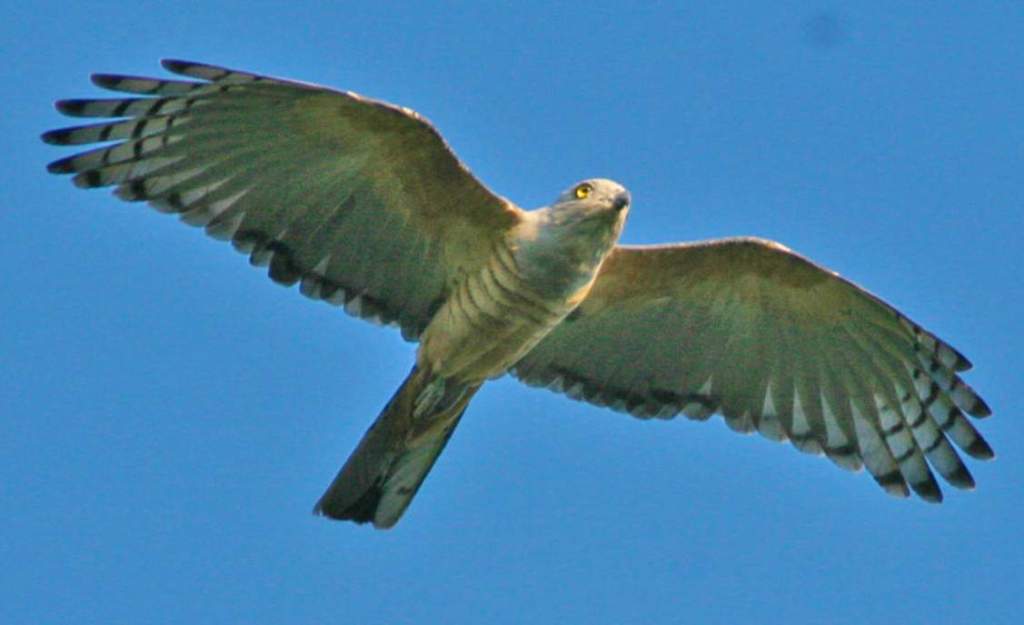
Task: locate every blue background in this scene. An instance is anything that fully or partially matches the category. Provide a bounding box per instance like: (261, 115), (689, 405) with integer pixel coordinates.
(3, 3), (1022, 624)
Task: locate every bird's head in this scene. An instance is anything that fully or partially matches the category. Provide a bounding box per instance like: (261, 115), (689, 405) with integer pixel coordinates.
(552, 178), (631, 220)
(513, 178), (631, 296)
(518, 178), (630, 270)
(544, 178), (631, 241)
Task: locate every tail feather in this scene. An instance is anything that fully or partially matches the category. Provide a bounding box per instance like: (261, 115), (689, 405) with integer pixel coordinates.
(314, 365), (479, 528)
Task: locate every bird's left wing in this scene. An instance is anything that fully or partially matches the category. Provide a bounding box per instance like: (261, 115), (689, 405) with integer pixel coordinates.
(512, 238), (993, 501)
(44, 60), (522, 339)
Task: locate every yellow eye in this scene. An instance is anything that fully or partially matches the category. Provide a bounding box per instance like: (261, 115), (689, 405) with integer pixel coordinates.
(574, 183), (593, 199)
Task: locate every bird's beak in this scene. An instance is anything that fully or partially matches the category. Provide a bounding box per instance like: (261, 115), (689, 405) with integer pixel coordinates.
(612, 191), (631, 212)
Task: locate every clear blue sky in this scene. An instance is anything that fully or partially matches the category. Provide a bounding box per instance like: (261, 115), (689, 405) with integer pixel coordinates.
(3, 2), (1022, 624)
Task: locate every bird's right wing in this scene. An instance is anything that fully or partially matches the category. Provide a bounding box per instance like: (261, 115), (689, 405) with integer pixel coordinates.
(513, 238), (993, 501)
(44, 60), (523, 339)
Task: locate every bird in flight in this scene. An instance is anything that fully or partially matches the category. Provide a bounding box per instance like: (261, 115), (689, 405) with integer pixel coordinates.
(44, 60), (993, 528)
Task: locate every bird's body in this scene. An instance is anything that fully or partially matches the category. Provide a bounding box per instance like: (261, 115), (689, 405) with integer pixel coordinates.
(44, 60), (995, 528)
(421, 186), (629, 383)
(319, 182), (630, 525)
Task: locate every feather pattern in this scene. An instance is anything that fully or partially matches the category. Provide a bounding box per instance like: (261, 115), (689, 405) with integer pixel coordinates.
(513, 238), (994, 502)
(46, 60), (995, 527)
(45, 59), (523, 340)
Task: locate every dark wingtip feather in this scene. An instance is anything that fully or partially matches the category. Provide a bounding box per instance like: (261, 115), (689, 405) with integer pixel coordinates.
(72, 170), (104, 188)
(971, 396), (992, 418)
(114, 178), (149, 200)
(46, 155), (75, 174)
(161, 58), (187, 71)
(944, 464), (976, 490)
(160, 59), (242, 83)
(161, 58), (204, 76)
(910, 475), (944, 503)
(268, 244), (303, 286)
(40, 128), (66, 145)
(874, 471), (910, 498)
(55, 99), (87, 116)
(965, 437), (995, 460)
(90, 73), (120, 89)
(944, 342), (973, 372)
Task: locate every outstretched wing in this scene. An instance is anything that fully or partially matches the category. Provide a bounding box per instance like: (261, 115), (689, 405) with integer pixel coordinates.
(44, 60), (522, 339)
(513, 237), (993, 501)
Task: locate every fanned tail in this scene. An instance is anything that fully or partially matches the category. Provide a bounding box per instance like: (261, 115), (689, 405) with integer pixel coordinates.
(314, 365), (478, 528)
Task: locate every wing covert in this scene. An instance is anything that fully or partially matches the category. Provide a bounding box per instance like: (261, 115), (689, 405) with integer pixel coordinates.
(44, 59), (523, 339)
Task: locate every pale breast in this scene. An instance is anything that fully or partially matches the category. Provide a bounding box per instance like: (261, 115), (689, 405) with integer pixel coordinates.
(419, 237), (593, 383)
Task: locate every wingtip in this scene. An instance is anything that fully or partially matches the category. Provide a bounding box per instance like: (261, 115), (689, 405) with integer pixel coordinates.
(954, 354), (973, 372)
(161, 58), (186, 71)
(910, 477), (944, 503)
(54, 99), (85, 116)
(90, 72), (115, 88)
(972, 397), (993, 418)
(159, 56), (218, 76)
(40, 129), (63, 145)
(875, 471), (910, 498)
(945, 342), (973, 372)
(945, 464), (977, 491)
(45, 156), (74, 174)
(72, 170), (104, 189)
(966, 437), (995, 460)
